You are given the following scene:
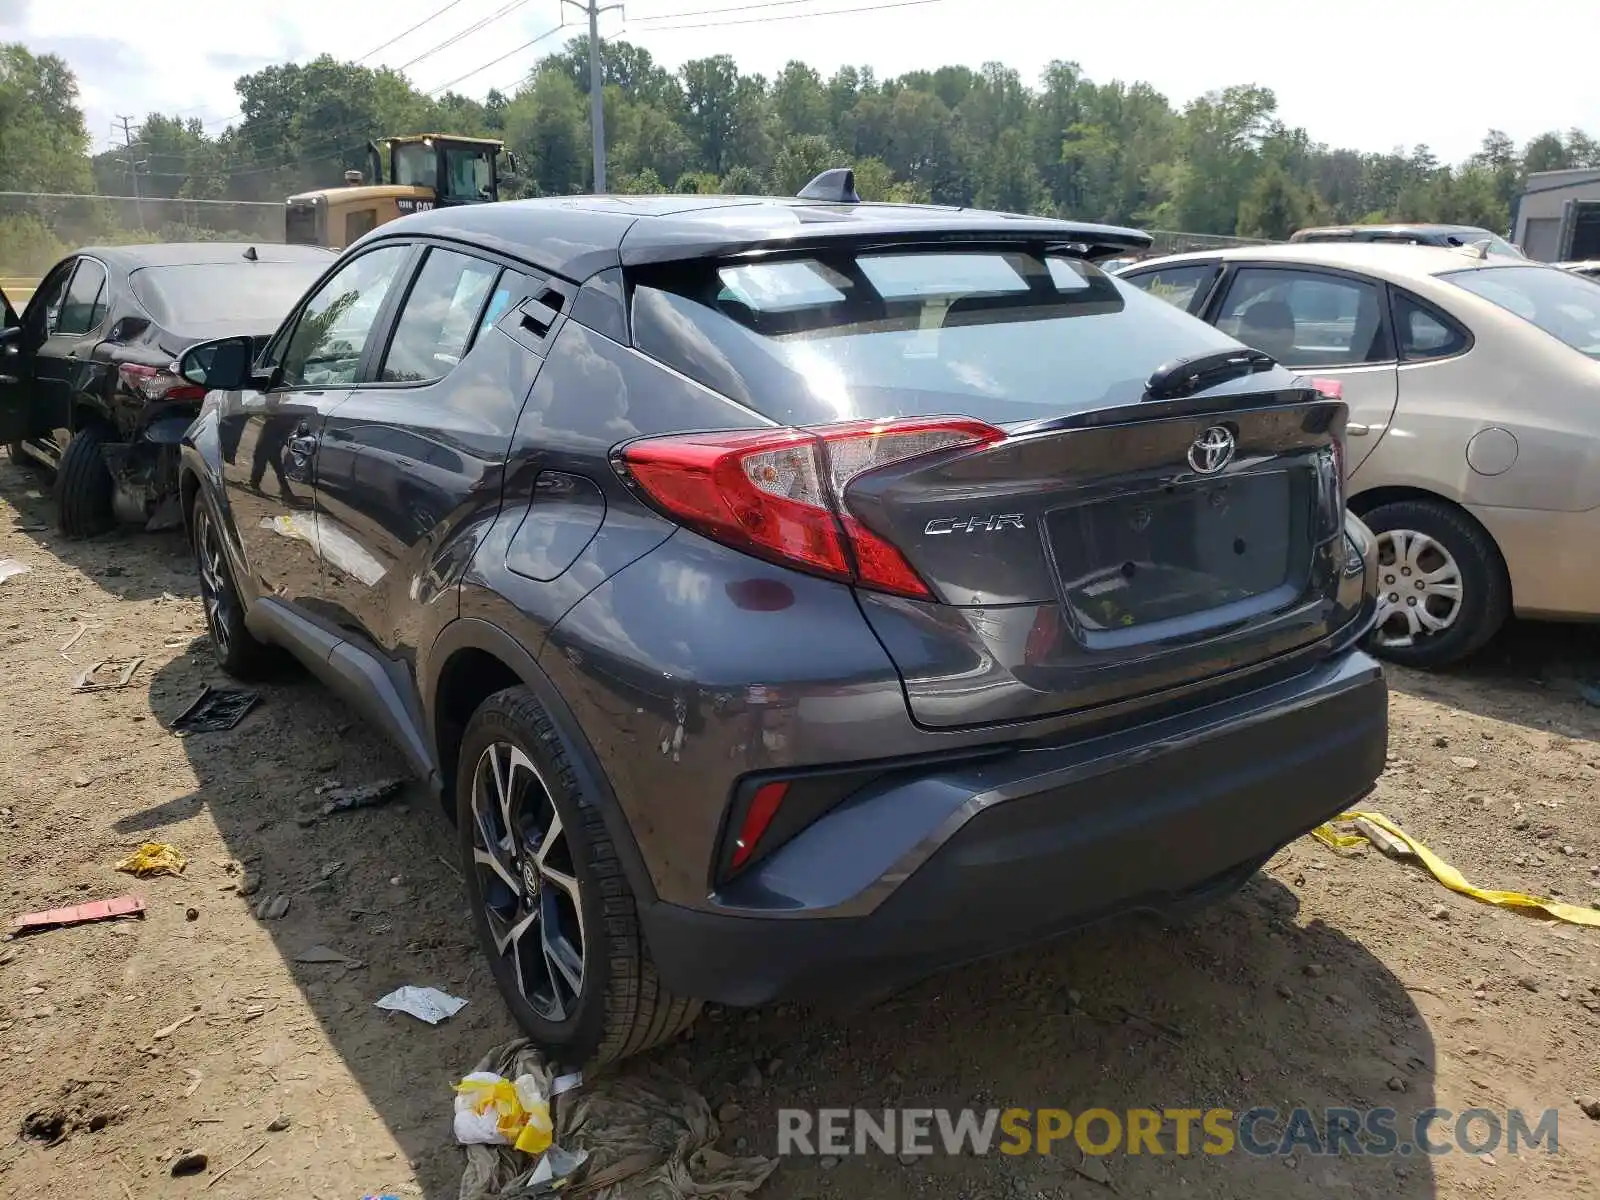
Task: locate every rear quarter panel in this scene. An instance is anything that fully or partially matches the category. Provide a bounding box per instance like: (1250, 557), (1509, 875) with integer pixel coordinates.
(1354, 288), (1600, 513)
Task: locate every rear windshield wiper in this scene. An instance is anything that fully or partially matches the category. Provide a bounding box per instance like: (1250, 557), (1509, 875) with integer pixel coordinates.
(1144, 348), (1276, 401)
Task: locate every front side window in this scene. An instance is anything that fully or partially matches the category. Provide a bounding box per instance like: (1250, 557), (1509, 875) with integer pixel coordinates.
(32, 263), (73, 333)
(1215, 268), (1388, 367)
(1442, 264), (1600, 359)
(57, 259), (108, 335)
(1122, 264), (1217, 312)
(631, 250), (1279, 427)
(380, 248), (499, 383)
(391, 143), (438, 190)
(279, 244), (409, 388)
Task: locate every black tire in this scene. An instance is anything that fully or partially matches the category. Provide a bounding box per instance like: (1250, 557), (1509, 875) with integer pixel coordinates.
(191, 498), (274, 679)
(54, 425), (115, 538)
(457, 688), (702, 1066)
(1361, 498), (1510, 669)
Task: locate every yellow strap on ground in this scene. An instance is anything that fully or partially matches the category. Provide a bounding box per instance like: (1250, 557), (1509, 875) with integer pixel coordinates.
(1312, 810), (1600, 928)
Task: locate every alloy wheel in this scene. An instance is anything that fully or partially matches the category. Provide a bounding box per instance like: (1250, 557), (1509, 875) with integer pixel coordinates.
(469, 742), (586, 1022)
(194, 506), (233, 659)
(1372, 528), (1464, 649)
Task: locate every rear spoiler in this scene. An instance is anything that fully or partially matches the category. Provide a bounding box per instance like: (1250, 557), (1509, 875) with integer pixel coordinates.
(621, 226), (1154, 268)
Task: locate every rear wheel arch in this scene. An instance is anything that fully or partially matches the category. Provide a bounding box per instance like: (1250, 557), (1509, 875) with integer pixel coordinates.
(1347, 483), (1510, 593)
(1349, 486), (1513, 665)
(426, 618), (659, 908)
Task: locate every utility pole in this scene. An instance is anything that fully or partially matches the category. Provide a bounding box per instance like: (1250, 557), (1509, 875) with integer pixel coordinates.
(560, 0), (623, 193)
(114, 115), (147, 230)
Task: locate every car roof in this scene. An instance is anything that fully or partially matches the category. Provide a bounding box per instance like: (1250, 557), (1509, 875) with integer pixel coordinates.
(76, 243), (335, 269)
(366, 194), (1153, 281)
(1126, 241), (1543, 284)
(1292, 223), (1495, 239)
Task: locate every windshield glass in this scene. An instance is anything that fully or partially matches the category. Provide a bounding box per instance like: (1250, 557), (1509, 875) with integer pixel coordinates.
(631, 250), (1277, 427)
(391, 142), (437, 190)
(130, 262), (326, 329)
(1442, 265), (1600, 359)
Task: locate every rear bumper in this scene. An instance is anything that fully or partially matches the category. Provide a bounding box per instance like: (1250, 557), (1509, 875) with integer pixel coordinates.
(640, 647), (1387, 1006)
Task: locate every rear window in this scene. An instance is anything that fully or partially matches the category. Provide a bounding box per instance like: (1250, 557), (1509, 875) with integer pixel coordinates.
(130, 262), (326, 330)
(1441, 265), (1600, 360)
(630, 250), (1267, 426)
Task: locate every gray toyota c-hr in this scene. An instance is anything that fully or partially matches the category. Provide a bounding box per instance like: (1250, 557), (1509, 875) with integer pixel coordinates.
(176, 171), (1388, 1065)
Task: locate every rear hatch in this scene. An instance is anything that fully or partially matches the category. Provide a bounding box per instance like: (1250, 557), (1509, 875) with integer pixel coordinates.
(624, 241), (1353, 729)
(845, 390), (1348, 726)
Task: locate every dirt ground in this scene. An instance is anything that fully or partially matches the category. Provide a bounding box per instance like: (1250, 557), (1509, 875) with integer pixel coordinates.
(1, 452), (1599, 1200)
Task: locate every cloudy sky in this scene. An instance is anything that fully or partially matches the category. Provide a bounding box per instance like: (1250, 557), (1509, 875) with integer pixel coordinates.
(3, 0), (1594, 164)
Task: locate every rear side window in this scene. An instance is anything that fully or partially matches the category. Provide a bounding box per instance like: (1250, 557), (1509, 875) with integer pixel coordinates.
(630, 250), (1263, 427)
(1393, 293), (1469, 361)
(1122, 264), (1216, 311)
(57, 259), (108, 335)
(476, 269), (535, 343)
(380, 248), (498, 383)
(1215, 268), (1389, 367)
(130, 262), (326, 330)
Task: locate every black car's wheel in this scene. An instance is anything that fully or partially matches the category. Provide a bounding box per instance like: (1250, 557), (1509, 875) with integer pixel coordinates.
(1361, 498), (1510, 669)
(192, 499), (273, 678)
(54, 425), (115, 538)
(457, 687), (702, 1066)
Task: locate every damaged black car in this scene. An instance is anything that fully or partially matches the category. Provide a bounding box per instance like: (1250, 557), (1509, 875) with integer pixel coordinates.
(0, 242), (334, 536)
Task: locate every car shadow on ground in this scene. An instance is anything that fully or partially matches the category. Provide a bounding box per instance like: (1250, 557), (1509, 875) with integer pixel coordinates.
(133, 641), (1441, 1200)
(1385, 620), (1600, 742)
(1, 467), (197, 604)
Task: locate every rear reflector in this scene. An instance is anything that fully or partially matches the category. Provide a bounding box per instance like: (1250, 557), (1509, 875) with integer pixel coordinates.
(618, 416), (1003, 598)
(731, 780), (789, 868)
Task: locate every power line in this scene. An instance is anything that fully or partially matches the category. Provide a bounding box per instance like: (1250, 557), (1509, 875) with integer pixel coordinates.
(629, 0), (839, 22)
(425, 22), (568, 94)
(358, 0), (472, 62)
(629, 0), (943, 30)
(395, 0), (542, 74)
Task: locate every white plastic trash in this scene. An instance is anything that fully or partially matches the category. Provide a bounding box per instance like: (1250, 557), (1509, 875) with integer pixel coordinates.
(374, 985), (468, 1024)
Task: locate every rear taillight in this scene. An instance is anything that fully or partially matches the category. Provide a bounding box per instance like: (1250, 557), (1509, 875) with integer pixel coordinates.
(617, 416), (1003, 599)
(1310, 377), (1348, 494)
(118, 363), (206, 403)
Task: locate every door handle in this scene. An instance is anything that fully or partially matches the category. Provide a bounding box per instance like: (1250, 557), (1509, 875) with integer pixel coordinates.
(1346, 423), (1372, 436)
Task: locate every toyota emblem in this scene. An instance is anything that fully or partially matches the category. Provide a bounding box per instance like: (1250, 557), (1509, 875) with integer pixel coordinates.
(1187, 426), (1236, 475)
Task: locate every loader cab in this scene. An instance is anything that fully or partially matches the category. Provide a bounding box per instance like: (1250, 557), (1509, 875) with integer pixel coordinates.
(384, 135), (505, 213)
(283, 135), (509, 249)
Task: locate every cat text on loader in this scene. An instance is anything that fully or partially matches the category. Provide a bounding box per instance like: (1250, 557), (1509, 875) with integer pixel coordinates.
(284, 134), (513, 249)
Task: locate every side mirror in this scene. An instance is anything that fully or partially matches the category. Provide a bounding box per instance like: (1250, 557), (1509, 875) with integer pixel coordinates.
(0, 326), (21, 348)
(506, 152), (520, 175)
(179, 334), (256, 391)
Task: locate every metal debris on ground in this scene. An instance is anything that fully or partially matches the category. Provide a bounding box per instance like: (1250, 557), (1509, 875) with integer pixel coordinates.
(458, 1038), (777, 1200)
(59, 625), (94, 654)
(292, 944), (364, 967)
(1313, 810), (1600, 927)
(114, 843), (187, 878)
(0, 558), (29, 584)
(172, 686), (260, 735)
(11, 894), (147, 934)
(72, 657), (144, 692)
(319, 778), (406, 817)
(375, 985), (467, 1025)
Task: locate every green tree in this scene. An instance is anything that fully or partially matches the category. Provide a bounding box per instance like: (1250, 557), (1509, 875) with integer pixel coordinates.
(0, 44), (92, 193)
